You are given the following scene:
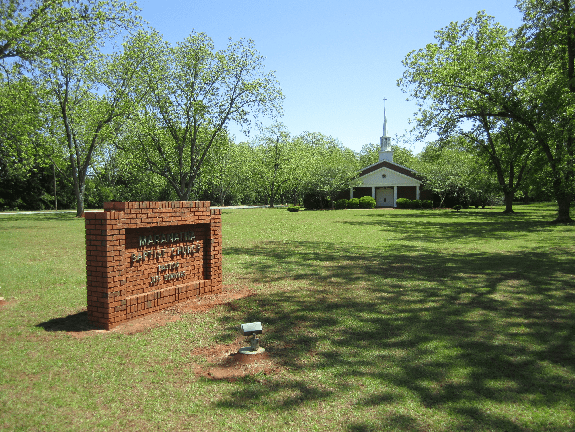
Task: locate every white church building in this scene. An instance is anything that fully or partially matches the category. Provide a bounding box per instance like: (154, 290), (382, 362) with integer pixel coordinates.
(349, 113), (424, 207)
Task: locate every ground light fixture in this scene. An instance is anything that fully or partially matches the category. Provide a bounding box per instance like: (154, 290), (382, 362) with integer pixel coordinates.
(239, 321), (265, 355)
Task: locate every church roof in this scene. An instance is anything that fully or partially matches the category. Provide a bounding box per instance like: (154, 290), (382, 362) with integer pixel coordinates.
(359, 160), (422, 181)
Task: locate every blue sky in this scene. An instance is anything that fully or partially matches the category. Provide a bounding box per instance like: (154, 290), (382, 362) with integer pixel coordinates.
(137, 0), (524, 154)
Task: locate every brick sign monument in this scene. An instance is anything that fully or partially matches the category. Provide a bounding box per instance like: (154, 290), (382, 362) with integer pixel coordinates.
(85, 201), (222, 329)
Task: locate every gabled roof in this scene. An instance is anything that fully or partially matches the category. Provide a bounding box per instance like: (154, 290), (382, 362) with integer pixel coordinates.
(359, 160), (422, 181)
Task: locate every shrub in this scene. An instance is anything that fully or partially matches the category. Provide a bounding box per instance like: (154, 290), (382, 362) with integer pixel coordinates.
(396, 198), (431, 209)
(453, 205), (462, 212)
(348, 198), (360, 209)
(302, 192), (329, 210)
(396, 198), (411, 209)
(334, 199), (348, 210)
(358, 196), (376, 209)
(287, 206), (301, 212)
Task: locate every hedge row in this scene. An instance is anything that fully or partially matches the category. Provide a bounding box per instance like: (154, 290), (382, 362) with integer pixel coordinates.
(396, 198), (433, 209)
(334, 196), (376, 209)
(291, 197), (432, 210)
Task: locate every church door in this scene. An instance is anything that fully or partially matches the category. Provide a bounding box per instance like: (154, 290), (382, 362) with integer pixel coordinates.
(376, 187), (394, 207)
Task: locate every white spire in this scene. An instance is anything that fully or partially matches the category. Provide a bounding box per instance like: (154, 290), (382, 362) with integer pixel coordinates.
(379, 98), (393, 161)
(383, 106), (388, 137)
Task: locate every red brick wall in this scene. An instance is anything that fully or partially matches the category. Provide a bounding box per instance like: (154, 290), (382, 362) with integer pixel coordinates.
(85, 201), (222, 329)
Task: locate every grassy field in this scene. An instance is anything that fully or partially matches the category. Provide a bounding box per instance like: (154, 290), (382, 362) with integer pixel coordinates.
(0, 203), (574, 431)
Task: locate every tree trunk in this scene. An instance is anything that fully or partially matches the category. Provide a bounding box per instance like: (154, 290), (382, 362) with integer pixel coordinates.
(439, 193), (447, 208)
(75, 183), (85, 217)
(503, 190), (514, 213)
(268, 180), (275, 208)
(552, 169), (574, 223)
(68, 149), (85, 217)
(555, 195), (573, 223)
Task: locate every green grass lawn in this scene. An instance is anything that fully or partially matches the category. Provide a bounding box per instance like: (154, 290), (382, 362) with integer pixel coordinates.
(1, 203), (574, 431)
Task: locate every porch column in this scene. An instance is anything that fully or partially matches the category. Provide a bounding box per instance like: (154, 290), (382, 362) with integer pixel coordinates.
(416, 185), (420, 200)
(350, 187), (353, 199)
(372, 187), (376, 199)
(393, 186), (398, 207)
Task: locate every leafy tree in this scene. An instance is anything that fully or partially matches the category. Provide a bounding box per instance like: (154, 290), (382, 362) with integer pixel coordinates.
(358, 142), (378, 168)
(392, 145), (417, 168)
(416, 139), (496, 208)
(303, 132), (359, 209)
(0, 0), (140, 64)
(399, 10), (573, 221)
(0, 74), (46, 176)
(283, 133), (319, 205)
(86, 141), (173, 204)
(0, 67), (76, 210)
(459, 118), (536, 212)
(464, 151), (502, 208)
(515, 0), (575, 222)
(1, 160), (48, 210)
(516, 149), (555, 202)
(38, 23), (148, 216)
(122, 30), (284, 201)
(195, 133), (260, 206)
(248, 129), (359, 209)
(358, 142), (417, 169)
(251, 124), (292, 207)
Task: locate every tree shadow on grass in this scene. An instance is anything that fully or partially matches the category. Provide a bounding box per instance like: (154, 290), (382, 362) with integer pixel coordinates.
(36, 310), (98, 332)
(347, 414), (432, 432)
(340, 211), (563, 245)
(215, 239), (575, 430)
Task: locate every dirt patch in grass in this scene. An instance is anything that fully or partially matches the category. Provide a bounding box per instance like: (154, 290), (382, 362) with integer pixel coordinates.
(108, 287), (256, 336)
(39, 287), (255, 338)
(191, 336), (283, 382)
(36, 286), (283, 379)
(165, 287), (256, 315)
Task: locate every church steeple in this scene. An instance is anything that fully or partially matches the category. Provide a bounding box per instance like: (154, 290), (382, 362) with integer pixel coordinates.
(383, 106), (388, 137)
(379, 98), (393, 162)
